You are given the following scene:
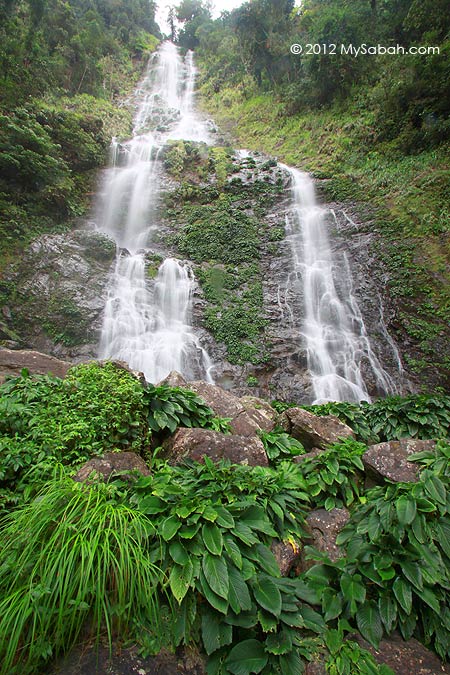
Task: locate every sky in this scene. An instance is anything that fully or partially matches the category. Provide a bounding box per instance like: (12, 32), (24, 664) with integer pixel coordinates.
(156, 0), (245, 34)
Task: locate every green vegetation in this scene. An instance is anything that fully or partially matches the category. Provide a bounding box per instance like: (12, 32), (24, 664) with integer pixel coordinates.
(0, 365), (449, 672)
(187, 0), (449, 388)
(307, 441), (450, 658)
(297, 394), (450, 444)
(165, 146), (284, 366)
(0, 476), (164, 675)
(0, 0), (160, 257)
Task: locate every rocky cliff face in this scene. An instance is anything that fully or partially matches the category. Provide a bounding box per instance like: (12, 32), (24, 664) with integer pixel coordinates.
(0, 145), (416, 401)
(1, 228), (116, 360)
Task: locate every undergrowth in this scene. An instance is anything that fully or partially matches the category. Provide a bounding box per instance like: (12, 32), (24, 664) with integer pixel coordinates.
(0, 366), (449, 673)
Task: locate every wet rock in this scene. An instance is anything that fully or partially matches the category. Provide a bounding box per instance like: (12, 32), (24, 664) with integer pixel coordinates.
(362, 439), (436, 484)
(3, 229), (116, 360)
(293, 448), (323, 464)
(187, 381), (244, 418)
(74, 452), (150, 483)
(163, 427), (268, 466)
(352, 633), (450, 675)
(278, 408), (354, 450)
(49, 643), (206, 675)
(239, 395), (278, 431)
(0, 348), (72, 383)
(299, 508), (350, 571)
(271, 539), (302, 576)
(156, 370), (189, 388)
(186, 381), (274, 436)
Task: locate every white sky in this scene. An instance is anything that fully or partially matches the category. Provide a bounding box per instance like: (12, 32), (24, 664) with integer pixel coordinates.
(156, 0), (245, 34)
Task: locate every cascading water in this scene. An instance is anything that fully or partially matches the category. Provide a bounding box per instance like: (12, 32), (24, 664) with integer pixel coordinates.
(282, 165), (399, 403)
(97, 42), (214, 382)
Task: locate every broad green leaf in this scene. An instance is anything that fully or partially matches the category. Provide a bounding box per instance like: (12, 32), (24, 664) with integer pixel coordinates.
(202, 522), (223, 555)
(325, 629), (341, 655)
(202, 505), (219, 522)
(137, 495), (165, 514)
(224, 536), (243, 570)
(169, 541), (190, 566)
(169, 561), (194, 604)
(161, 515), (182, 541)
(227, 564), (252, 613)
(402, 562), (423, 591)
(340, 572), (366, 605)
(216, 507), (235, 529)
(226, 639), (268, 675)
(202, 609), (233, 655)
(378, 594), (397, 633)
(414, 586), (441, 613)
(203, 552), (229, 599)
(258, 610), (278, 632)
(424, 475), (446, 505)
(251, 577), (282, 617)
(323, 592), (343, 622)
(198, 570), (229, 614)
(393, 577), (412, 613)
(233, 522), (259, 546)
(356, 603), (383, 648)
(246, 543), (281, 577)
(179, 522), (201, 539)
(279, 649), (304, 675)
(265, 630), (293, 655)
(396, 495), (417, 525)
(300, 605), (326, 633)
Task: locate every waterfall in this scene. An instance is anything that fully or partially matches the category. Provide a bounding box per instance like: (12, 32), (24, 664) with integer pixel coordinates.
(97, 42), (214, 383)
(282, 165), (398, 403)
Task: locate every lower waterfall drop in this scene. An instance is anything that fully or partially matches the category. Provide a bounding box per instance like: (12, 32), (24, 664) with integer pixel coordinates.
(282, 165), (398, 403)
(99, 257), (214, 383)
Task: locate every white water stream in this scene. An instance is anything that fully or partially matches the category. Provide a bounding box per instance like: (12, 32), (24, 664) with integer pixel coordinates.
(97, 42), (214, 382)
(282, 165), (399, 403)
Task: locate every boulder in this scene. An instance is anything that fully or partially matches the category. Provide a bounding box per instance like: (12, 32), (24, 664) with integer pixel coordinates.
(271, 539), (302, 576)
(184, 381), (275, 436)
(278, 408), (354, 450)
(239, 395), (278, 428)
(74, 452), (150, 483)
(353, 633), (450, 675)
(293, 448), (323, 464)
(362, 439), (436, 484)
(156, 370), (189, 388)
(163, 428), (268, 466)
(298, 508), (350, 572)
(0, 348), (72, 383)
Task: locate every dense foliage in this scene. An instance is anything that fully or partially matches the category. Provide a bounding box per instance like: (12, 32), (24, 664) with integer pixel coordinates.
(0, 0), (159, 256)
(0, 364), (449, 673)
(273, 393), (450, 444)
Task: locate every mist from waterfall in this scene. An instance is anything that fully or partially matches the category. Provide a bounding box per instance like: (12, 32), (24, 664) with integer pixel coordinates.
(282, 165), (399, 403)
(97, 42), (214, 383)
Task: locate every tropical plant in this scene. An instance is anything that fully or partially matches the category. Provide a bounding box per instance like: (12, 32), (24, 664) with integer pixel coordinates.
(0, 473), (164, 675)
(259, 428), (305, 462)
(296, 439), (367, 510)
(143, 383), (229, 435)
(303, 442), (450, 659)
(132, 458), (324, 674)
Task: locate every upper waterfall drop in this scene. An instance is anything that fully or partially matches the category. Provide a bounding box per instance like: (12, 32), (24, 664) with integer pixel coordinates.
(97, 42), (214, 383)
(281, 164), (398, 403)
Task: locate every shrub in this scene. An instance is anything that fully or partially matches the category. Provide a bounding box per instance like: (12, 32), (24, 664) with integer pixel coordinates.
(0, 474), (164, 675)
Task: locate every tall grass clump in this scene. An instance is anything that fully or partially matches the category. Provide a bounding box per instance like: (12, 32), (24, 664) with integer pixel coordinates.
(0, 471), (164, 675)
